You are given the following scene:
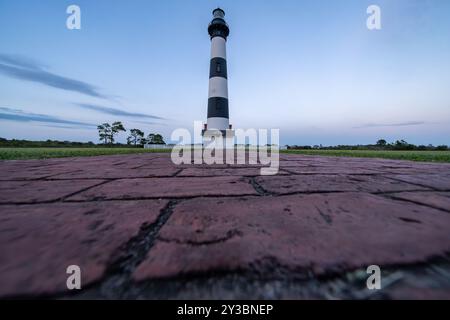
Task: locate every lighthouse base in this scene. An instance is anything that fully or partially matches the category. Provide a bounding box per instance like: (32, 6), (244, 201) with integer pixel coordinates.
(202, 129), (235, 149)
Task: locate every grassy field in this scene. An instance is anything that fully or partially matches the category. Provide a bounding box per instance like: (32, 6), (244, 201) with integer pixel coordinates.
(0, 147), (171, 160)
(1, 147), (450, 163)
(283, 149), (450, 163)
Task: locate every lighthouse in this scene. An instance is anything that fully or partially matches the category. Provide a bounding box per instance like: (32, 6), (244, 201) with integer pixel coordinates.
(203, 8), (234, 147)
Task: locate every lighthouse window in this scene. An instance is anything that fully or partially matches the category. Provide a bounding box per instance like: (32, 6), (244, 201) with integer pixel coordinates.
(216, 63), (221, 73)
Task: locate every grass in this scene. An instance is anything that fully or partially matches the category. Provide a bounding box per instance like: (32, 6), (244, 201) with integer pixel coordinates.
(1, 147), (450, 163)
(282, 149), (450, 163)
(0, 147), (171, 160)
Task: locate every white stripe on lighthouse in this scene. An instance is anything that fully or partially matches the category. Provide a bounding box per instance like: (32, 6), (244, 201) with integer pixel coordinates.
(208, 77), (228, 99)
(211, 36), (226, 59)
(207, 117), (229, 130)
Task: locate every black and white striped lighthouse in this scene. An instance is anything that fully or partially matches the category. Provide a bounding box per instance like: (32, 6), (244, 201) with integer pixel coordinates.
(204, 8), (231, 134)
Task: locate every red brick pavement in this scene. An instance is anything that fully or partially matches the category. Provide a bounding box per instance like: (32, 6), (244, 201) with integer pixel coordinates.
(0, 153), (449, 299)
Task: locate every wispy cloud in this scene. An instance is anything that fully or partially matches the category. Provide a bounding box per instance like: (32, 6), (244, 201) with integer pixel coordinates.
(353, 121), (426, 129)
(0, 107), (95, 128)
(133, 120), (167, 126)
(0, 53), (106, 98)
(76, 103), (165, 120)
(0, 53), (47, 71)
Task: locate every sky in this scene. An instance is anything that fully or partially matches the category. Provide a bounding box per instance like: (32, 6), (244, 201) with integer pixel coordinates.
(0, 0), (449, 146)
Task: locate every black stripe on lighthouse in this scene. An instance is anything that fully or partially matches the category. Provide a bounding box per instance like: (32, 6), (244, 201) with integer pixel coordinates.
(209, 57), (227, 79)
(208, 97), (229, 118)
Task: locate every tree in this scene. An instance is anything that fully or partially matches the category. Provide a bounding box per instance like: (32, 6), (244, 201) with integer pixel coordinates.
(97, 123), (112, 144)
(147, 133), (166, 145)
(127, 129), (144, 146)
(110, 121), (126, 144)
(98, 122), (126, 144)
(376, 139), (387, 147)
(140, 137), (148, 146)
(393, 139), (414, 150)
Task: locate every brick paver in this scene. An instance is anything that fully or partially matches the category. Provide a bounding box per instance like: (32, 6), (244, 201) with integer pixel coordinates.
(0, 153), (449, 299)
(0, 200), (167, 297)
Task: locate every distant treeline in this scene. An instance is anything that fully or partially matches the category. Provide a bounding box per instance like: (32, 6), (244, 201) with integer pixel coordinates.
(287, 139), (449, 151)
(0, 138), (140, 148)
(2, 137), (449, 151)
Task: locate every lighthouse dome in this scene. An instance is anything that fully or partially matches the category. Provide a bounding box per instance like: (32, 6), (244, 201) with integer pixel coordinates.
(208, 9), (230, 39)
(213, 8), (225, 18)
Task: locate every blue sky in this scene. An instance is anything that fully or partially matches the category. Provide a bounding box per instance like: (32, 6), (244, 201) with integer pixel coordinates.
(0, 0), (449, 145)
